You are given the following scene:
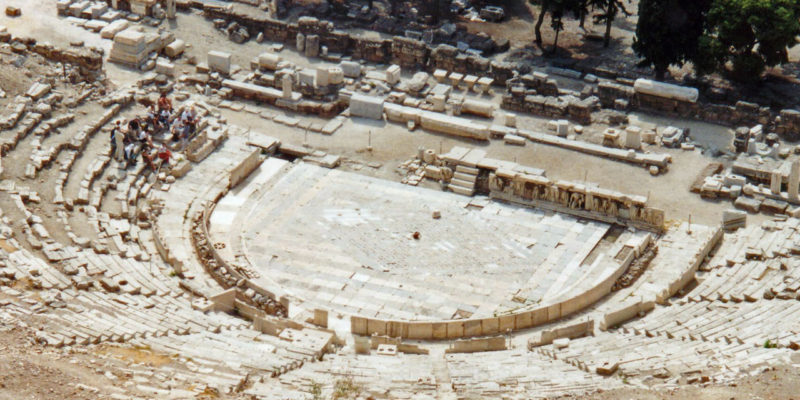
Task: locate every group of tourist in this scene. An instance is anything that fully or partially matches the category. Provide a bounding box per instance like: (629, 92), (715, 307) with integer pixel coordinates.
(109, 93), (198, 170)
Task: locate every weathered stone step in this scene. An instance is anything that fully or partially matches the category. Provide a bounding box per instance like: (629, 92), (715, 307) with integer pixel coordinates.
(450, 177), (475, 188)
(453, 171), (477, 183)
(449, 185), (474, 196)
(455, 164), (479, 175)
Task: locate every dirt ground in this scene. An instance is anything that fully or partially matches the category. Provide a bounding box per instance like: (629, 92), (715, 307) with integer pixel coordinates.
(0, 321), (244, 400)
(585, 365), (800, 400)
(462, 0), (647, 69)
(0, 326), (117, 400)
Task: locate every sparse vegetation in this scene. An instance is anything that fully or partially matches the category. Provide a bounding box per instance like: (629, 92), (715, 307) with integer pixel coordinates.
(332, 377), (363, 400)
(310, 381), (323, 400)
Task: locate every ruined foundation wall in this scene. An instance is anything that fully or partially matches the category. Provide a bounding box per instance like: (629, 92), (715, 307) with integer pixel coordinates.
(0, 32), (104, 79)
(597, 81), (800, 140)
(199, 6), (518, 85)
(162, 4), (800, 138)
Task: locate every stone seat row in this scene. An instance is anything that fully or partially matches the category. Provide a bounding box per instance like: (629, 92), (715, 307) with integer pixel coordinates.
(25, 113), (76, 178)
(77, 249), (180, 295)
(0, 110), (43, 152)
(693, 259), (787, 303)
(36, 286), (249, 347)
(3, 241), (74, 290)
(2, 240), (254, 347)
(65, 120), (163, 251)
(138, 329), (309, 379)
(535, 223), (718, 335)
(691, 220), (800, 301)
(0, 287), (47, 319)
(539, 330), (788, 381)
(507, 220), (613, 306)
(51, 101), (127, 213)
(540, 229), (644, 306)
(120, 361), (246, 397)
(52, 149), (79, 206)
(0, 97), (28, 131)
(623, 297), (800, 348)
(208, 157), (292, 283)
(709, 222), (800, 265)
(768, 261), (800, 296)
(76, 154), (113, 205)
(246, 352), (438, 399)
(107, 160), (155, 221)
(445, 348), (613, 399)
(153, 129), (263, 297)
(610, 223), (720, 305)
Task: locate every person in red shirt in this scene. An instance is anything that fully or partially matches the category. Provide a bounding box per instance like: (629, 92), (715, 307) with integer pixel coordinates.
(158, 145), (172, 165)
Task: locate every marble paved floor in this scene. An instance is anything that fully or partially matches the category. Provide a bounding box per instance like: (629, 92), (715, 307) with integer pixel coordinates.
(215, 162), (610, 321)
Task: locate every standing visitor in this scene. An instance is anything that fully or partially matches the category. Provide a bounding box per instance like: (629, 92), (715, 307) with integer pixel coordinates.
(114, 120), (126, 162)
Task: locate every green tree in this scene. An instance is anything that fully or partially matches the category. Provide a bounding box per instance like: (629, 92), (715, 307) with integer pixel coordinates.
(632, 0), (711, 80)
(694, 0), (800, 81)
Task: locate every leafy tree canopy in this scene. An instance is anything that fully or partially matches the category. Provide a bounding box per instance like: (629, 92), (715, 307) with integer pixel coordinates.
(695, 0), (800, 81)
(632, 0), (711, 80)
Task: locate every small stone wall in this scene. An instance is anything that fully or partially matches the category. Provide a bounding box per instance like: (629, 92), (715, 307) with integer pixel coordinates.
(446, 336), (507, 353)
(30, 42), (104, 72)
(778, 110), (800, 140)
(429, 44), (489, 75)
(500, 72), (593, 125)
(199, 7), (517, 85)
(502, 92), (593, 126)
(598, 298), (654, 331)
(0, 33), (104, 80)
(391, 37), (429, 69)
(528, 320), (595, 348)
(598, 81), (800, 140)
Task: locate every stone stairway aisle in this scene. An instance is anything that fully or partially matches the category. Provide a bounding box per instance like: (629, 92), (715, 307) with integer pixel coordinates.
(449, 165), (479, 196)
(431, 348), (458, 400)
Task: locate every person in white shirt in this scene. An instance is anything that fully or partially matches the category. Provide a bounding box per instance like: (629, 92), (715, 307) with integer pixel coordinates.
(124, 142), (137, 166)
